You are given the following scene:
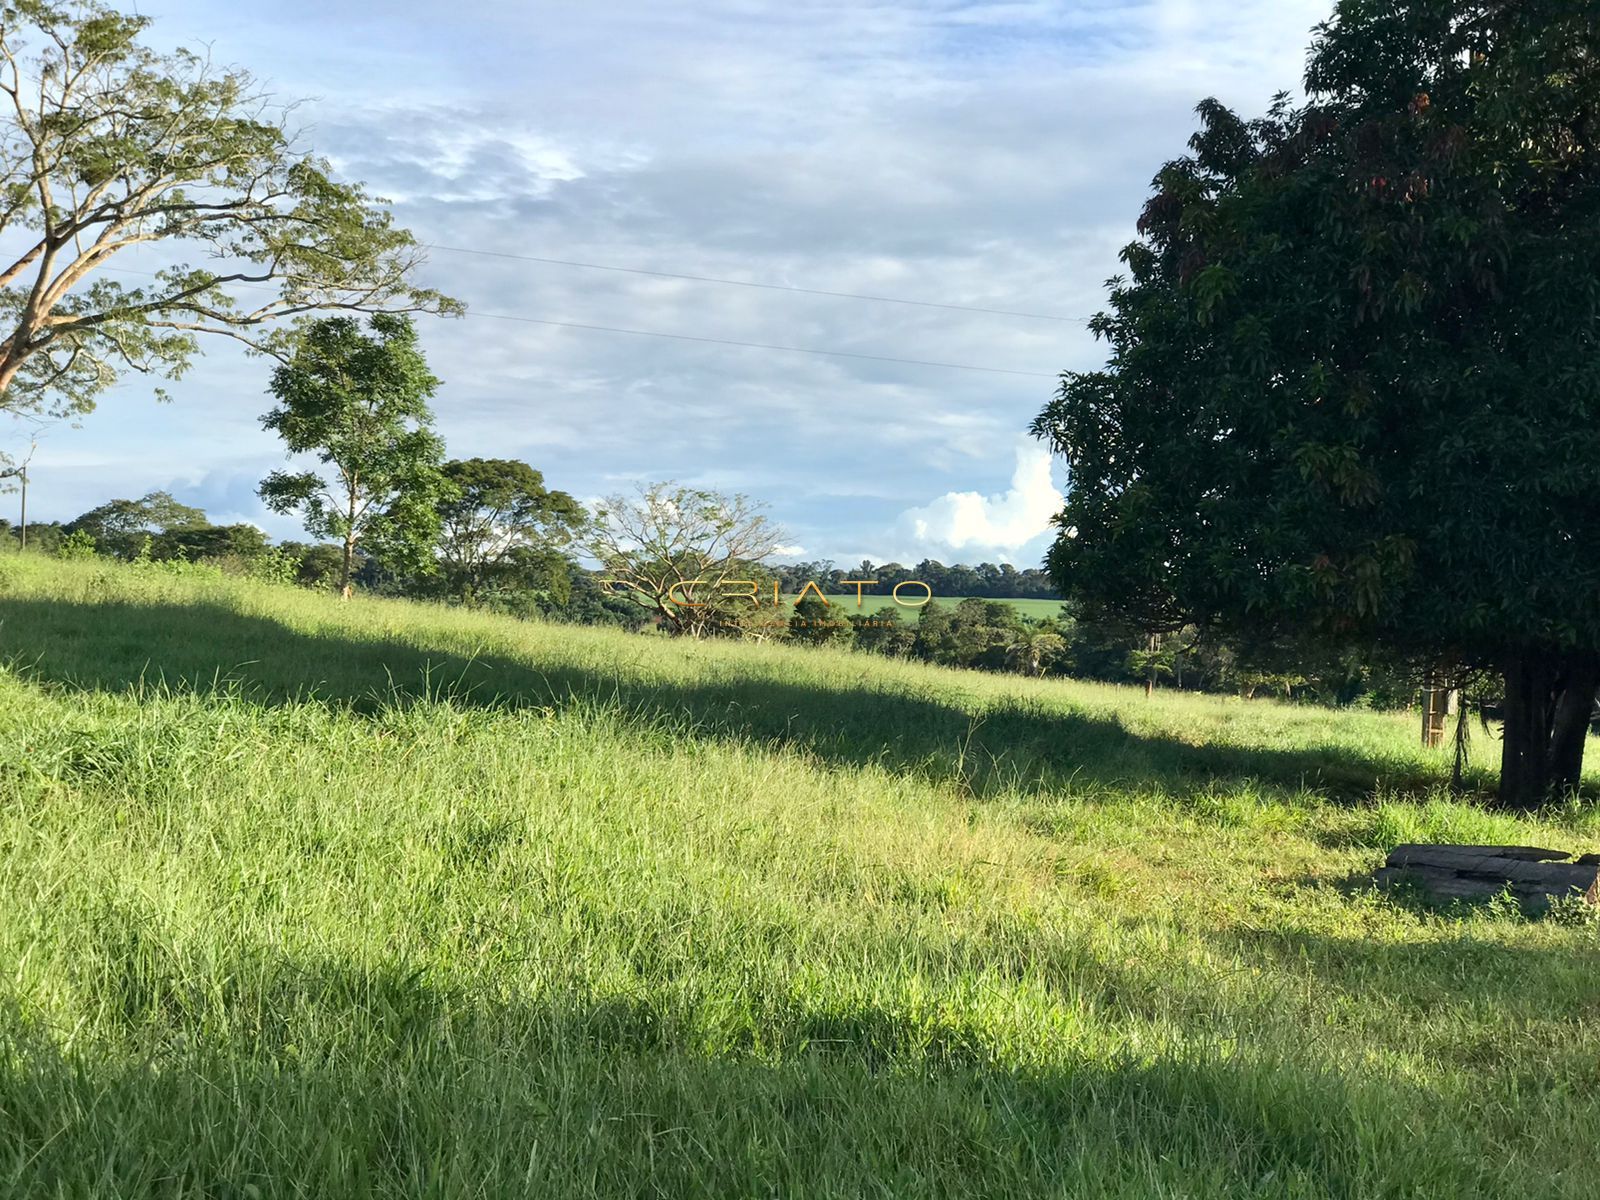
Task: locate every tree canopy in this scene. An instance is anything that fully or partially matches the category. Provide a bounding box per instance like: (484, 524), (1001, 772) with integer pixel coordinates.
(1032, 0), (1600, 808)
(435, 458), (587, 607)
(0, 0), (457, 419)
(65, 488), (205, 556)
(586, 483), (782, 637)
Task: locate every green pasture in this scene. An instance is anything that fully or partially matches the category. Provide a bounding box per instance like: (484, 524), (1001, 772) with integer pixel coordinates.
(0, 554), (1596, 1198)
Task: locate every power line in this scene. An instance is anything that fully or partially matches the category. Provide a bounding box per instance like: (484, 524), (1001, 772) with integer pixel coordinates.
(425, 243), (1090, 324)
(469, 310), (1059, 377)
(94, 264), (1061, 378)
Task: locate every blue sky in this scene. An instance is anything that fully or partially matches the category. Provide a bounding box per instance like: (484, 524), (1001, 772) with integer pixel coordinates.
(7, 0), (1329, 566)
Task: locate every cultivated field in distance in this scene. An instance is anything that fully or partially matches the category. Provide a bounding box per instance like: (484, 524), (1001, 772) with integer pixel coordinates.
(842, 594), (1063, 620)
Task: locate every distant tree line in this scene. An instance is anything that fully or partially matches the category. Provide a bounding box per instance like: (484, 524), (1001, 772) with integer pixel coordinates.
(773, 560), (1059, 601)
(0, 482), (1414, 709)
(780, 594), (1414, 707)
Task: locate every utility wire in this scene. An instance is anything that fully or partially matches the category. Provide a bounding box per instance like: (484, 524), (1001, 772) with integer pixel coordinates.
(95, 265), (1061, 379)
(425, 243), (1089, 324)
(468, 310), (1058, 377)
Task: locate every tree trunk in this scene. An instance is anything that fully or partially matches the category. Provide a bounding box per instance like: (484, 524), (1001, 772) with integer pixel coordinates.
(1497, 649), (1599, 811)
(1548, 653), (1599, 800)
(1451, 694), (1471, 793)
(340, 484), (358, 601)
(1499, 650), (1556, 811)
(339, 533), (356, 601)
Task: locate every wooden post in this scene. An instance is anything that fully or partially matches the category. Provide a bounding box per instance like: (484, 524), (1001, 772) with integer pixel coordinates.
(1422, 677), (1458, 748)
(5, 436), (36, 551)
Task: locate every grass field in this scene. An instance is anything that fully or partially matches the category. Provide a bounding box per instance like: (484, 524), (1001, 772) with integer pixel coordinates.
(2, 554), (1599, 1198)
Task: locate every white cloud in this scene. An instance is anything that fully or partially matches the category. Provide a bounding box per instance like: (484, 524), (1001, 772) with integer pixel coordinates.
(886, 441), (1063, 564)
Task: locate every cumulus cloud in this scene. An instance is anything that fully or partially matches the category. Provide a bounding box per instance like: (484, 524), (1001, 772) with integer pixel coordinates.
(884, 441), (1063, 565)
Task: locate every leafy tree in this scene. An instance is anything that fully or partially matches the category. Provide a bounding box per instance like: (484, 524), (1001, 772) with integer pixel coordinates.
(434, 458), (587, 606)
(0, 515), (60, 552)
(148, 523), (270, 563)
(65, 489), (205, 557)
(57, 527), (93, 557)
(1128, 634), (1175, 699)
(275, 540), (347, 591)
(947, 599), (1024, 671)
(902, 599), (1028, 669)
(0, 1), (456, 419)
(562, 569), (655, 632)
(258, 315), (450, 599)
(1006, 628), (1067, 678)
(585, 483), (782, 637)
(849, 605), (916, 657)
(1032, 0), (1600, 808)
(911, 601), (956, 665)
(788, 594), (850, 646)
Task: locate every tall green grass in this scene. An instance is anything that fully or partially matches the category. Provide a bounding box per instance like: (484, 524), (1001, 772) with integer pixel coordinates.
(1, 554), (1598, 1198)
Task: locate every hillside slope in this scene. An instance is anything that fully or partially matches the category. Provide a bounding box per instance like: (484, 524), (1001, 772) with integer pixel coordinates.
(1, 555), (1598, 1198)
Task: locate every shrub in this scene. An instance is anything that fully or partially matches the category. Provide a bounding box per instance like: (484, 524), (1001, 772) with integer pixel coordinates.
(56, 529), (96, 560)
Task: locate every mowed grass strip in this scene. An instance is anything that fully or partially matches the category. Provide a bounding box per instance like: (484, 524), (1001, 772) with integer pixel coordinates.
(0, 554), (1598, 1198)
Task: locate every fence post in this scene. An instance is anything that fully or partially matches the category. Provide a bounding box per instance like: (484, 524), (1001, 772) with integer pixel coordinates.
(1422, 677), (1458, 748)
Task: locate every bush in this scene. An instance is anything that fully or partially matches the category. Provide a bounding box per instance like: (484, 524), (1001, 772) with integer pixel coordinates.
(243, 547), (301, 588)
(57, 530), (96, 560)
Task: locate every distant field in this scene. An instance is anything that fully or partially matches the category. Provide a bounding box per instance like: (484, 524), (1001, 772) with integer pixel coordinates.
(832, 593), (1063, 620)
(2, 554), (1599, 1197)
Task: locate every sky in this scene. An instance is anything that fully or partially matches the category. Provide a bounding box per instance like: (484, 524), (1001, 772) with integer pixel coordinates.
(7, 0), (1331, 567)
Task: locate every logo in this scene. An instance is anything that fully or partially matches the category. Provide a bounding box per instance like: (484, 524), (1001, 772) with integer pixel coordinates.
(600, 577), (933, 612)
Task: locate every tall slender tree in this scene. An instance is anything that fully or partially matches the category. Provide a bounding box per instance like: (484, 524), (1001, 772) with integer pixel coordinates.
(259, 315), (450, 599)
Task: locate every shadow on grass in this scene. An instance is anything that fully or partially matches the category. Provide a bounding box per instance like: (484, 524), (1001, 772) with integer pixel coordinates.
(0, 947), (1497, 1198)
(0, 594), (1461, 803)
